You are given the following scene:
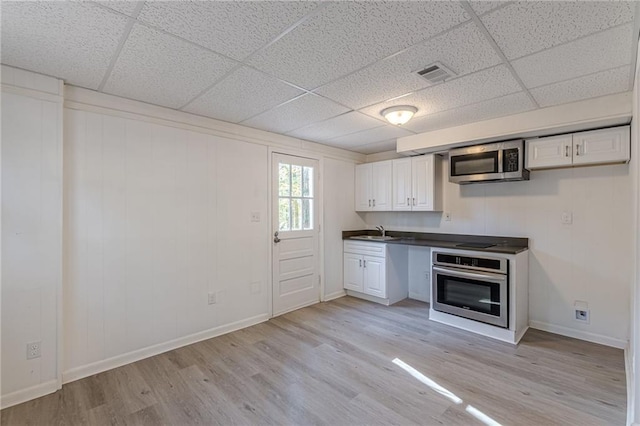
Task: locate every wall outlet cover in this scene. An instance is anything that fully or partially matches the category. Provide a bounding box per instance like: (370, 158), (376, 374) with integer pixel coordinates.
(208, 292), (216, 305)
(26, 341), (41, 359)
(250, 212), (261, 222)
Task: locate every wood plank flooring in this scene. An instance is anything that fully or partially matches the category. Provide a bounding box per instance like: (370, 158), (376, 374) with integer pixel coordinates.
(1, 297), (626, 425)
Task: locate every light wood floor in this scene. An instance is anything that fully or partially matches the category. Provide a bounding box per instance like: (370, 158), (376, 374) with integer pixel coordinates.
(2, 297), (626, 425)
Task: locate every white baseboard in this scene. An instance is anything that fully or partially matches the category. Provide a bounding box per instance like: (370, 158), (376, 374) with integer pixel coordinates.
(1, 379), (59, 410)
(529, 320), (627, 349)
(62, 313), (270, 384)
(324, 290), (346, 302)
(408, 292), (429, 303)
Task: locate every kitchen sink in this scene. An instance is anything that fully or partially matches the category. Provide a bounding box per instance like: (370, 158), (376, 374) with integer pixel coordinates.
(350, 235), (400, 241)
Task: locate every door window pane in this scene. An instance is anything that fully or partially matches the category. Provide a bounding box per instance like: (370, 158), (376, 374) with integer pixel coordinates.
(291, 165), (302, 197)
(279, 198), (290, 231)
(302, 166), (313, 197)
(291, 198), (302, 230)
(302, 199), (312, 230)
(279, 163), (290, 196)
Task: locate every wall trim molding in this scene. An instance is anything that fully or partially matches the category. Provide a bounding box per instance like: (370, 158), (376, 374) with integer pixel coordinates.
(529, 320), (627, 349)
(62, 313), (270, 385)
(324, 290), (347, 302)
(0, 379), (59, 410)
(1, 84), (63, 104)
(63, 86), (365, 163)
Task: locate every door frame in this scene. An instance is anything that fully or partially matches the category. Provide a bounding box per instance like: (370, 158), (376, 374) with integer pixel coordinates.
(267, 147), (325, 318)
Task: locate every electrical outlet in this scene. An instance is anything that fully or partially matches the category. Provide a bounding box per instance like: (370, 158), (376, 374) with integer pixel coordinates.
(26, 341), (41, 360)
(208, 292), (216, 305)
(444, 212), (451, 222)
(561, 211), (573, 225)
(575, 309), (590, 323)
(250, 212), (260, 222)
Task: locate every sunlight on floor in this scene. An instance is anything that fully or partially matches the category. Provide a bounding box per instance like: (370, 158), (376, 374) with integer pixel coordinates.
(392, 358), (503, 426)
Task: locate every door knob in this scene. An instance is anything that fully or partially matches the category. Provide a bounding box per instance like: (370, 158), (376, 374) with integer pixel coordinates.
(274, 231), (280, 243)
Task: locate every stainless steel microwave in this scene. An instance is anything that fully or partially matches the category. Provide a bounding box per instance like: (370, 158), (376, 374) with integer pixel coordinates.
(448, 140), (529, 184)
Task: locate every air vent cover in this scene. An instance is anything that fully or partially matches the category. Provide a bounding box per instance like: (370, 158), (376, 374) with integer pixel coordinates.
(416, 62), (455, 84)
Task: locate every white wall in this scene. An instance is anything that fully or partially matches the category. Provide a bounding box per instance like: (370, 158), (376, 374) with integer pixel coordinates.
(323, 158), (367, 300)
(364, 156), (633, 348)
(1, 68), (63, 406)
(63, 109), (271, 379)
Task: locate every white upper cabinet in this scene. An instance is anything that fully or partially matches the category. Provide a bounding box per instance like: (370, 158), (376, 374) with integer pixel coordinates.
(526, 125), (630, 170)
(391, 154), (441, 212)
(572, 127), (631, 167)
(355, 161), (392, 211)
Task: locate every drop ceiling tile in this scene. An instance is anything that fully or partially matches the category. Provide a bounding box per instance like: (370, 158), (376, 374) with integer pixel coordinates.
(241, 94), (349, 134)
(94, 1), (140, 16)
(481, 1), (634, 59)
(247, 1), (468, 89)
(325, 124), (414, 147)
(0, 1), (128, 90)
(103, 24), (237, 109)
(530, 66), (630, 108)
(315, 22), (501, 110)
(512, 24), (632, 89)
(469, 1), (510, 16)
(184, 67), (304, 123)
(404, 92), (535, 133)
(359, 65), (522, 120)
(350, 140), (399, 155)
(286, 112), (385, 142)
(137, 2), (319, 60)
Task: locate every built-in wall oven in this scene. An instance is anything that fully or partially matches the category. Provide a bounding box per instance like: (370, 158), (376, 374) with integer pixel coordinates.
(432, 251), (509, 328)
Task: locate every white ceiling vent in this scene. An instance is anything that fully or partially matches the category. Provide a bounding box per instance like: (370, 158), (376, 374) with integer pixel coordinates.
(416, 62), (455, 84)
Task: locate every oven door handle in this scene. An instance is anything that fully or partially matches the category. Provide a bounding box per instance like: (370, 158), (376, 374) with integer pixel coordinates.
(432, 266), (506, 281)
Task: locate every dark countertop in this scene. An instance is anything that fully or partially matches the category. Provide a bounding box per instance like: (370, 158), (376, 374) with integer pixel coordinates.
(342, 230), (528, 255)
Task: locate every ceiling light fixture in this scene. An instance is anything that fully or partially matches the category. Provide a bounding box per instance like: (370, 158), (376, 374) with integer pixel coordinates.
(381, 105), (418, 125)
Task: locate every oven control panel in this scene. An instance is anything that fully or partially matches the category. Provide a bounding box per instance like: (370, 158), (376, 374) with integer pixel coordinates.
(433, 252), (508, 275)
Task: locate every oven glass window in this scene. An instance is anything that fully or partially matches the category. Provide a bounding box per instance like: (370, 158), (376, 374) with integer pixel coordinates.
(451, 152), (498, 176)
(437, 275), (501, 316)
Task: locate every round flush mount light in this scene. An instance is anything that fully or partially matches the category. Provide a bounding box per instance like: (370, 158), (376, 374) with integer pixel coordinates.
(381, 105), (418, 125)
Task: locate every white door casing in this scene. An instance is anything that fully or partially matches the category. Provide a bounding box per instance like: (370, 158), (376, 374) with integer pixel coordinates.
(272, 153), (320, 316)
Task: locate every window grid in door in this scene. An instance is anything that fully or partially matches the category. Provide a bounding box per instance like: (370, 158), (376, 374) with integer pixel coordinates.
(278, 162), (314, 231)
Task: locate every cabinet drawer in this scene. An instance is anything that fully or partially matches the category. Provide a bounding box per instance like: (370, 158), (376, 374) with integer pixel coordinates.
(343, 240), (386, 257)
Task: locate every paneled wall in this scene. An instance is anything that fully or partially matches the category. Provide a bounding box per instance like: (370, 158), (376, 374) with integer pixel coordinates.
(1, 72), (63, 405)
(323, 158), (367, 300)
(364, 158), (633, 348)
(63, 109), (270, 379)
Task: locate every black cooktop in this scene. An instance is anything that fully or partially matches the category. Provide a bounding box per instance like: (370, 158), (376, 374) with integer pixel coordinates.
(455, 242), (497, 249)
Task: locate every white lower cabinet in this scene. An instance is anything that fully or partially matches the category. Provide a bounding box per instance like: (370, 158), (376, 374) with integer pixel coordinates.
(343, 241), (407, 305)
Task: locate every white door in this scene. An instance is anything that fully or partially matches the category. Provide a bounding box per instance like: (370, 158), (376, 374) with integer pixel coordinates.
(371, 160), (392, 211)
(525, 135), (573, 170)
(343, 253), (363, 292)
(355, 163), (372, 211)
(363, 256), (386, 298)
(272, 153), (320, 316)
(392, 158), (412, 211)
(412, 155), (435, 211)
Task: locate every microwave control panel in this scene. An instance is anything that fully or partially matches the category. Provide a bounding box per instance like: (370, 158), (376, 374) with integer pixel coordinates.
(503, 148), (520, 172)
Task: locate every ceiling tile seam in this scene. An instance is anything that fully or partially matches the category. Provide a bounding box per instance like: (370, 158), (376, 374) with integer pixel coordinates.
(176, 4), (330, 111)
(475, 2), (513, 18)
(96, 1), (145, 92)
(505, 21), (636, 64)
(459, 1), (539, 109)
(284, 114), (389, 140)
(236, 92), (315, 124)
(176, 63), (245, 111)
(525, 64), (632, 91)
(308, 19), (473, 95)
(239, 2), (330, 64)
(627, 1), (640, 89)
(351, 62), (516, 114)
(323, 124), (416, 144)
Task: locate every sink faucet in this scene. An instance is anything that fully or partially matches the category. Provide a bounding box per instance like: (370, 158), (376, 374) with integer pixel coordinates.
(376, 225), (385, 237)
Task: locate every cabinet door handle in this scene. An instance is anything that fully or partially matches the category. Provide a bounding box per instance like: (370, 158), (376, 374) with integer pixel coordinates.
(412, 197), (416, 206)
(373, 199), (376, 207)
(359, 259), (362, 267)
(575, 143), (580, 156)
(565, 145), (570, 157)
(407, 197), (410, 206)
(363, 259), (366, 268)
(368, 199), (371, 207)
